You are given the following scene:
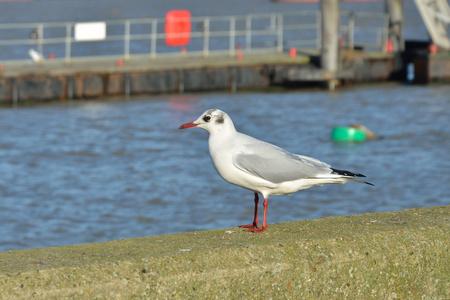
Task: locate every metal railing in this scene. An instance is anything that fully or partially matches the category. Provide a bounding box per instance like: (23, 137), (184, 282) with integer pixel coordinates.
(0, 10), (387, 65)
(340, 11), (389, 52)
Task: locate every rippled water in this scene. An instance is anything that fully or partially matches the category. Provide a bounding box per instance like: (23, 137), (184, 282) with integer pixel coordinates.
(0, 83), (448, 251)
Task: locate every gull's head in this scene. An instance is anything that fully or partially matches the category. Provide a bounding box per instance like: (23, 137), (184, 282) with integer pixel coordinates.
(178, 109), (234, 134)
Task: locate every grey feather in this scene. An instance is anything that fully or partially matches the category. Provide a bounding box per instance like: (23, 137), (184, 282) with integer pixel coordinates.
(232, 141), (332, 184)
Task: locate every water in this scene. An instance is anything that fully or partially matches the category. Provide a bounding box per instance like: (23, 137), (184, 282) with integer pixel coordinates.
(0, 83), (448, 251)
(0, 0), (447, 251)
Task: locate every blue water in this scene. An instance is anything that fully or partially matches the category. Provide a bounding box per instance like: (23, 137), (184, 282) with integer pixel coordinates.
(0, 83), (448, 251)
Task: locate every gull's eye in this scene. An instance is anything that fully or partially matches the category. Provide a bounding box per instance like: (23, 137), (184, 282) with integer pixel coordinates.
(203, 115), (212, 122)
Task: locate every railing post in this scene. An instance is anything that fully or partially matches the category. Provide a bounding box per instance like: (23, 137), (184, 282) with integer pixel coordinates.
(348, 12), (355, 51)
(151, 19), (157, 59)
(124, 20), (130, 60)
(37, 24), (44, 57)
(246, 15), (251, 52)
(270, 14), (276, 31)
(316, 11), (322, 50)
(65, 23), (72, 64)
(277, 14), (283, 53)
(229, 16), (235, 57)
(203, 17), (210, 57)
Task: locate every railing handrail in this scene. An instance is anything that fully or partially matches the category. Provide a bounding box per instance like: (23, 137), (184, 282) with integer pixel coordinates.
(0, 10), (388, 64)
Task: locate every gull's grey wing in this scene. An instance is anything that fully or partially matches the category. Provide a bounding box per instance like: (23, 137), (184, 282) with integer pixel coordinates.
(232, 142), (332, 184)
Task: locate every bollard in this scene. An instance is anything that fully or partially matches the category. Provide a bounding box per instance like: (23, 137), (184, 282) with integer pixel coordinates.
(386, 40), (393, 53)
(289, 47), (296, 58)
(236, 45), (243, 61)
(429, 44), (437, 54)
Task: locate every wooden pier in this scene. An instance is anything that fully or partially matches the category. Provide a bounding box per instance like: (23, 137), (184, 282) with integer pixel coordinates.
(0, 49), (449, 103)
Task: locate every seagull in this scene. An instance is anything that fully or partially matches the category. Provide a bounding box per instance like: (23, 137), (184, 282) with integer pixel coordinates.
(179, 109), (373, 233)
(28, 49), (43, 64)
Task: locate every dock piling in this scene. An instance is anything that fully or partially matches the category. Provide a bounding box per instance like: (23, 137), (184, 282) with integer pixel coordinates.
(321, 0), (340, 89)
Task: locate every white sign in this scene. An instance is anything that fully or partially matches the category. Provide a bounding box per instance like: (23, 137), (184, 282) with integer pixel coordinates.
(74, 22), (106, 41)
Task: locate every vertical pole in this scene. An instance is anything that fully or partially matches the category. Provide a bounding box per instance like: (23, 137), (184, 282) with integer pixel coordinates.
(203, 18), (210, 57)
(12, 80), (18, 105)
(151, 19), (157, 59)
(316, 11), (321, 50)
(277, 14), (283, 53)
(321, 0), (340, 88)
(229, 16), (235, 57)
(125, 73), (131, 99)
(124, 20), (130, 60)
(246, 15), (252, 52)
(37, 24), (44, 57)
(385, 0), (404, 52)
(65, 23), (72, 64)
(385, 0), (404, 77)
(348, 12), (355, 51)
(67, 76), (73, 100)
(178, 69), (184, 94)
(231, 67), (237, 93)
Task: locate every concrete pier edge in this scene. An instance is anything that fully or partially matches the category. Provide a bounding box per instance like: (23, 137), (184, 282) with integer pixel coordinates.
(0, 205), (448, 299)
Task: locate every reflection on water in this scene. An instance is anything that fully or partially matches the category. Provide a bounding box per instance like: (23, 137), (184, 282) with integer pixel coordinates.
(0, 84), (449, 251)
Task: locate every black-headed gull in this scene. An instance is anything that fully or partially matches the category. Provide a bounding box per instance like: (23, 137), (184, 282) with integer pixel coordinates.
(179, 109), (373, 233)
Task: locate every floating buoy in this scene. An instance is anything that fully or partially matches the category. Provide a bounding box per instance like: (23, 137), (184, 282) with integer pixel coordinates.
(332, 126), (366, 142)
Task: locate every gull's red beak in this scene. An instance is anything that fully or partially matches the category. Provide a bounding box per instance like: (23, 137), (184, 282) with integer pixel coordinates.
(178, 122), (198, 129)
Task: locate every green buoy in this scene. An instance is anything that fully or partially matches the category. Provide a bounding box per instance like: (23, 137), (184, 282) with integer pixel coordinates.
(332, 126), (367, 142)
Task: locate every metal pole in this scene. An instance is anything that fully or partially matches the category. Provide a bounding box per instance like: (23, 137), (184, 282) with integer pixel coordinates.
(124, 20), (130, 60)
(246, 15), (251, 52)
(348, 12), (355, 51)
(12, 80), (18, 105)
(151, 19), (157, 59)
(270, 14), (276, 32)
(229, 16), (235, 57)
(178, 69), (184, 93)
(203, 17), (210, 57)
(125, 73), (131, 98)
(37, 24), (44, 57)
(65, 23), (72, 64)
(316, 11), (321, 50)
(277, 14), (283, 53)
(67, 76), (73, 100)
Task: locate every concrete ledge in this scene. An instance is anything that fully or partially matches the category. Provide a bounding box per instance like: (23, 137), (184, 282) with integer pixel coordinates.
(0, 206), (448, 299)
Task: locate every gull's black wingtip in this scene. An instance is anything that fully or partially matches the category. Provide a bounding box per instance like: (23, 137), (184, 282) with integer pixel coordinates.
(331, 168), (366, 178)
(331, 168), (374, 186)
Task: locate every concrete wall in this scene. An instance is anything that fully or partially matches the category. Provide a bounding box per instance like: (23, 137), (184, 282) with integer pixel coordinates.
(0, 206), (448, 299)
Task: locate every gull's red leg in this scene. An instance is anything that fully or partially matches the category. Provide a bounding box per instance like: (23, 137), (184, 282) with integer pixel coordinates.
(245, 197), (268, 233)
(238, 193), (261, 228)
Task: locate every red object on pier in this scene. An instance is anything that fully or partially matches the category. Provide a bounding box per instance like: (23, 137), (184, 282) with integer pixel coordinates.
(289, 47), (296, 58)
(386, 40), (393, 53)
(429, 44), (437, 54)
(165, 10), (191, 47)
